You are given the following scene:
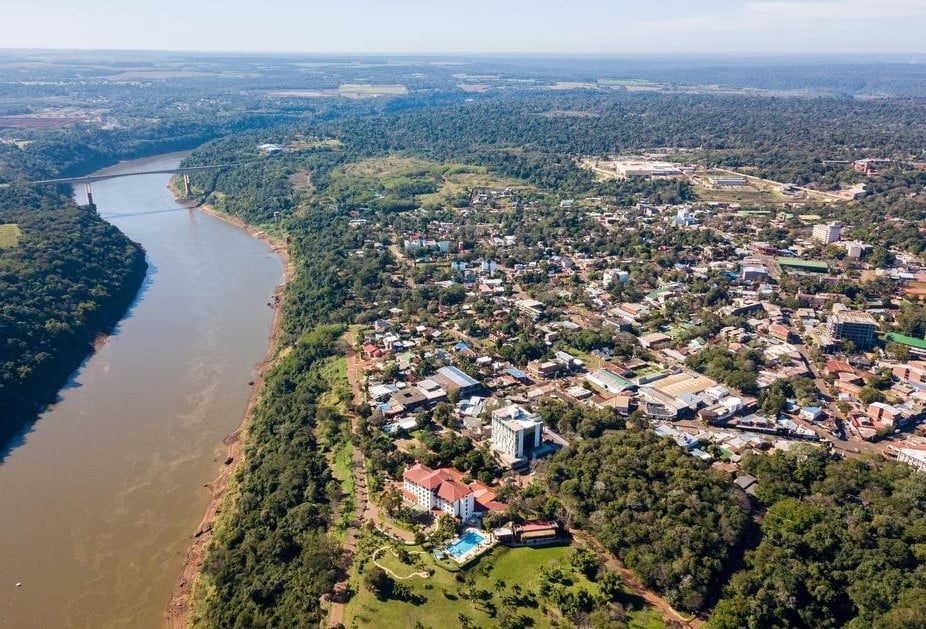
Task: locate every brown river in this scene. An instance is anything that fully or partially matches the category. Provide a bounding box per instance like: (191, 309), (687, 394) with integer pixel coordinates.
(0, 153), (283, 628)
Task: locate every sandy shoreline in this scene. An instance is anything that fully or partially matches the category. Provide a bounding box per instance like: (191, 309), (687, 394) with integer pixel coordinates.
(164, 187), (293, 628)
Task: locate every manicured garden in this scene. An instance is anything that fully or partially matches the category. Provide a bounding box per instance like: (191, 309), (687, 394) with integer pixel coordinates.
(342, 531), (664, 628)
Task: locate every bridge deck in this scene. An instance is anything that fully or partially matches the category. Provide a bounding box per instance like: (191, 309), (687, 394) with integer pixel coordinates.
(25, 164), (235, 186)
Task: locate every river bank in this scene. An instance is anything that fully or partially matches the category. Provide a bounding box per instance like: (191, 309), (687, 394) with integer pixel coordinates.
(0, 153), (285, 628)
(164, 190), (294, 628)
(0, 204), (148, 452)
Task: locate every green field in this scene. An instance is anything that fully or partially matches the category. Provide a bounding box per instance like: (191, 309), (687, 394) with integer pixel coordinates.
(0, 223), (22, 249)
(339, 84), (409, 98)
(343, 537), (664, 629)
(317, 355), (350, 412)
(329, 156), (530, 210)
(312, 354), (354, 541)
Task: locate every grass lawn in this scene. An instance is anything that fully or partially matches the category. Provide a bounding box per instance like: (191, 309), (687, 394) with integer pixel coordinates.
(343, 537), (664, 629)
(312, 354), (354, 541)
(329, 440), (356, 542)
(339, 84), (409, 97)
(563, 345), (604, 370)
(0, 223), (22, 249)
(317, 356), (349, 412)
(416, 170), (529, 207)
(374, 547), (432, 579)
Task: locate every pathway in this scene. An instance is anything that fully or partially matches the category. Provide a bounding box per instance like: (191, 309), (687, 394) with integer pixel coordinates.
(327, 328), (367, 628)
(328, 328), (413, 628)
(570, 529), (703, 628)
(371, 546), (431, 580)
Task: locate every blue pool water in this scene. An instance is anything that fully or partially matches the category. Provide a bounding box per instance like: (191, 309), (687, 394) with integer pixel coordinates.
(445, 530), (486, 558)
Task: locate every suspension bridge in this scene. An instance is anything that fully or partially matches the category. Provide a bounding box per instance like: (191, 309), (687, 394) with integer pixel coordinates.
(0, 162), (251, 207)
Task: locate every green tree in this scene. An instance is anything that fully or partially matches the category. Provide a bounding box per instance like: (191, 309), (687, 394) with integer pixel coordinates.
(364, 566), (395, 600)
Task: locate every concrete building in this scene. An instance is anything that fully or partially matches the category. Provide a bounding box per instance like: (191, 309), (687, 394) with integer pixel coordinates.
(585, 367), (635, 394)
(828, 311), (878, 350)
(853, 158), (890, 175)
(741, 265), (768, 282)
(638, 332), (672, 349)
(491, 404), (543, 463)
(639, 386), (693, 420)
(602, 269), (630, 288)
(812, 221), (842, 244)
(614, 161), (683, 179)
(893, 362), (926, 384)
(403, 464), (475, 520)
(896, 447), (926, 472)
(514, 298), (545, 320)
(433, 365), (481, 397)
(844, 241), (866, 259)
(710, 176), (748, 187)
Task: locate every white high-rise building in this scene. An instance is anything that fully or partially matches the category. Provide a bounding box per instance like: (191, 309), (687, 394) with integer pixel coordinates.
(491, 404), (543, 463)
(813, 221), (842, 244)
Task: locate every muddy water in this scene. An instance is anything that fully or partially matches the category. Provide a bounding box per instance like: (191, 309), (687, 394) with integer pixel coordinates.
(0, 153), (283, 628)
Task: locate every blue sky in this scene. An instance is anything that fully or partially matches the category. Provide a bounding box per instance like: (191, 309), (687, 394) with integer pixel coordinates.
(2, 0), (924, 54)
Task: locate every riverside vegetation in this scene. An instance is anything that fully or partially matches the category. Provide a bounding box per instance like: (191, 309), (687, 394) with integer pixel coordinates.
(0, 183), (146, 447)
(4, 52), (926, 626)
(182, 84), (926, 625)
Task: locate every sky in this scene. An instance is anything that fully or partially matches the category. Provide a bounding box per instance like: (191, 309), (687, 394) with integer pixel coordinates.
(1, 0), (925, 55)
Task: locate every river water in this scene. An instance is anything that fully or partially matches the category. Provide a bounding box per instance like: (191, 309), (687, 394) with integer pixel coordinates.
(0, 153), (283, 628)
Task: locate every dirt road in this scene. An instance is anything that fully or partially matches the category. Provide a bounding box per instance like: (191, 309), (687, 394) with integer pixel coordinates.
(571, 529), (703, 627)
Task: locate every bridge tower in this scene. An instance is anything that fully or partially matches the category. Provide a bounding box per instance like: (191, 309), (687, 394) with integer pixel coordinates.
(182, 174), (191, 197)
(84, 182), (96, 212)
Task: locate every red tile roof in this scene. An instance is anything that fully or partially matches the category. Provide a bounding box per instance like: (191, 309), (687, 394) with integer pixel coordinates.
(404, 463), (442, 488)
(516, 520), (559, 533)
(437, 479), (473, 503)
(405, 464), (468, 490)
(480, 500), (509, 512)
(404, 464), (478, 504)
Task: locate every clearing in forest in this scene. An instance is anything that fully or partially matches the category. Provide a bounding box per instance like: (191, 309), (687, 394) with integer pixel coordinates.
(0, 223), (22, 249)
(331, 156), (531, 210)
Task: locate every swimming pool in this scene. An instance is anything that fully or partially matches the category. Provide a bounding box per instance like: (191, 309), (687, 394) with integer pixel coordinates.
(444, 529), (486, 558)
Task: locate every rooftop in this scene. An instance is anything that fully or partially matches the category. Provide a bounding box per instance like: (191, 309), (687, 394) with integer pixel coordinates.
(831, 311), (877, 326)
(885, 332), (926, 350)
(776, 257), (829, 272)
(436, 365), (479, 388)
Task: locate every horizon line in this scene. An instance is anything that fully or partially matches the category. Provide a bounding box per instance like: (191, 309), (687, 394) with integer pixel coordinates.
(1, 47), (925, 59)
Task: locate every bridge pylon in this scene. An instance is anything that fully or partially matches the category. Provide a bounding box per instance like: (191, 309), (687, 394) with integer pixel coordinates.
(84, 182), (96, 212)
(182, 174), (191, 197)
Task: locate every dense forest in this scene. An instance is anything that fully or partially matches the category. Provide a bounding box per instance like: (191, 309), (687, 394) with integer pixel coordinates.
(545, 431), (751, 613)
(0, 185), (146, 448)
(709, 448), (926, 629)
(314, 92), (926, 192)
(195, 325), (344, 627)
(186, 149), (396, 625)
